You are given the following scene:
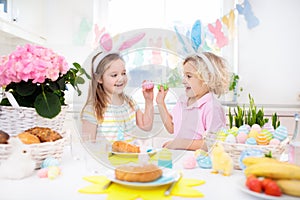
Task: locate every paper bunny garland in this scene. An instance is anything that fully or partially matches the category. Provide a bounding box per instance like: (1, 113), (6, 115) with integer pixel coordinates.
(236, 0), (259, 29)
(93, 30), (146, 72)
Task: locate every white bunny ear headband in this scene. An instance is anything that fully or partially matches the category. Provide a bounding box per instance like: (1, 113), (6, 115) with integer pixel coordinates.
(93, 31), (146, 72)
(174, 20), (216, 76)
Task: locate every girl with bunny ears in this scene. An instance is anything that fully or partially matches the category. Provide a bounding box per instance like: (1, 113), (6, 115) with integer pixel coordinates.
(81, 52), (154, 142)
(156, 52), (230, 151)
(81, 31), (154, 142)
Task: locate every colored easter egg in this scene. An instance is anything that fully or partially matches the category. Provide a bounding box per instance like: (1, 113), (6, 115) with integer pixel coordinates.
(216, 130), (228, 141)
(47, 166), (61, 180)
(245, 137), (257, 145)
(269, 138), (281, 146)
(248, 129), (258, 138)
(256, 132), (269, 145)
(157, 83), (168, 91)
(183, 156), (197, 169)
(228, 127), (239, 136)
(251, 124), (262, 133)
(261, 129), (273, 141)
(262, 122), (275, 134)
(196, 155), (212, 169)
(238, 125), (250, 134)
(236, 132), (248, 144)
(37, 168), (48, 178)
(225, 134), (236, 143)
(142, 81), (154, 89)
(41, 157), (60, 169)
(273, 125), (288, 141)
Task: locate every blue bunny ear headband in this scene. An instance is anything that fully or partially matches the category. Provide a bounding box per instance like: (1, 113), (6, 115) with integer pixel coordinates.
(174, 20), (217, 76)
(93, 31), (146, 72)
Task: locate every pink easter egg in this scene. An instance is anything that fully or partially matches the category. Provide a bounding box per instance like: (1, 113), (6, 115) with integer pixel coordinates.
(236, 132), (248, 144)
(142, 81), (154, 90)
(183, 156), (197, 169)
(37, 168), (48, 178)
(251, 124), (262, 133)
(269, 138), (280, 146)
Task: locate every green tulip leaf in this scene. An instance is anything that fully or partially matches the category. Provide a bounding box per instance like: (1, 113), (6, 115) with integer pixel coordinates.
(34, 92), (61, 119)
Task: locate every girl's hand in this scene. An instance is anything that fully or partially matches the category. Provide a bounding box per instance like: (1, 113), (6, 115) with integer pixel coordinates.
(156, 85), (168, 105)
(142, 80), (154, 101)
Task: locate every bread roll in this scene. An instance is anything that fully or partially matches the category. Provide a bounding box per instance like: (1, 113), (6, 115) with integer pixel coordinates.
(112, 141), (140, 153)
(0, 130), (10, 144)
(25, 127), (62, 142)
(115, 163), (162, 182)
(18, 132), (40, 144)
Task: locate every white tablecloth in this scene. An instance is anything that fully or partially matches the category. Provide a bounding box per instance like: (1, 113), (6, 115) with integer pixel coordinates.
(0, 143), (262, 200)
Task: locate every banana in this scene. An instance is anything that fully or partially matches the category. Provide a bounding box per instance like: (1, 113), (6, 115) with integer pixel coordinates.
(242, 156), (279, 167)
(244, 162), (300, 180)
(276, 180), (300, 197)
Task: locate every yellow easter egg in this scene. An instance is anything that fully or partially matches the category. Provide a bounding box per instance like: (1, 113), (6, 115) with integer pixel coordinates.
(248, 129), (258, 138)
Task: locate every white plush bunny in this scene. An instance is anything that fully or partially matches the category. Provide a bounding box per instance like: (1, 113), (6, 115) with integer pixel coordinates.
(0, 137), (36, 179)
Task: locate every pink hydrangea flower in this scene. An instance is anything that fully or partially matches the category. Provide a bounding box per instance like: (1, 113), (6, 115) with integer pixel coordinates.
(0, 44), (70, 86)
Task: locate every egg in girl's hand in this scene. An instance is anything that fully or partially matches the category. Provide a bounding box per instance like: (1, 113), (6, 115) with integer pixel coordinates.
(157, 83), (168, 91)
(142, 81), (154, 90)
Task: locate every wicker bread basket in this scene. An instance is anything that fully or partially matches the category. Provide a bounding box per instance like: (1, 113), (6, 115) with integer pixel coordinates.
(0, 132), (67, 169)
(0, 106), (68, 136)
(205, 133), (288, 170)
(0, 106), (68, 168)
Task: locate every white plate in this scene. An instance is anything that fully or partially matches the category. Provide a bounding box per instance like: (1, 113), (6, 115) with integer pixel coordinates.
(238, 178), (299, 200)
(107, 168), (180, 188)
(111, 149), (157, 157)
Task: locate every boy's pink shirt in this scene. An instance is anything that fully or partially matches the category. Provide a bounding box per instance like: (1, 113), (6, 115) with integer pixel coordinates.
(171, 92), (226, 140)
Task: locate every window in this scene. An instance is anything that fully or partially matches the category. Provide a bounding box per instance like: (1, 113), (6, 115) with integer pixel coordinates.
(105, 0), (235, 106)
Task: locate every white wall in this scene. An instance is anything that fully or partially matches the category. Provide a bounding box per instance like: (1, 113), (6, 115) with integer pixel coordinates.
(237, 0), (300, 107)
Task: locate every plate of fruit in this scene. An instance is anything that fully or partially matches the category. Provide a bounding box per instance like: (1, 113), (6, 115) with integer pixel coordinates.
(239, 156), (300, 199)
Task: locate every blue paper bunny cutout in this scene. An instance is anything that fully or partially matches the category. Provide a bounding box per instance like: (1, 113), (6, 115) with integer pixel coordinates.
(236, 0), (259, 29)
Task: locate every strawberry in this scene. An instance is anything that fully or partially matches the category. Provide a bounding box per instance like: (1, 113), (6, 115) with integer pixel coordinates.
(246, 175), (262, 193)
(245, 175), (256, 188)
(264, 180), (282, 196)
(261, 178), (272, 190)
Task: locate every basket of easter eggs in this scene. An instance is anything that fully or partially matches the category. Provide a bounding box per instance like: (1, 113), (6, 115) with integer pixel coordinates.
(205, 96), (289, 170)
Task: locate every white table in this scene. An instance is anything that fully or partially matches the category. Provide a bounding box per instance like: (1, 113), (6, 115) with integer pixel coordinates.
(0, 140), (261, 200)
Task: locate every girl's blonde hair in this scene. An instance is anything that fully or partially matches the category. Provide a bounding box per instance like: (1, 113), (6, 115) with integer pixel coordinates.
(183, 52), (230, 96)
(82, 52), (135, 122)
